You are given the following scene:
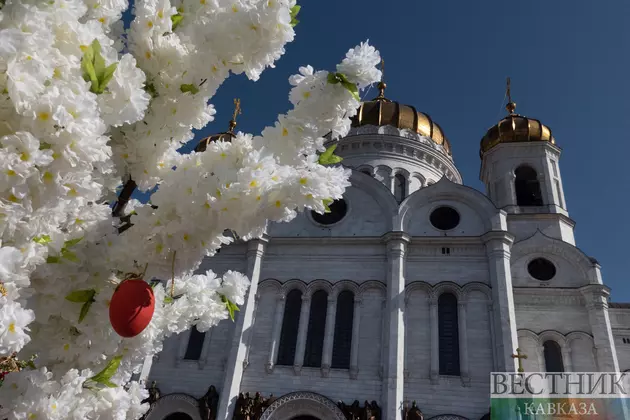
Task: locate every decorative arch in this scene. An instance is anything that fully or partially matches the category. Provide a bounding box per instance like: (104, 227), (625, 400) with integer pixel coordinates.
(566, 331), (594, 346)
(332, 280), (360, 298)
(356, 165), (374, 176)
(391, 167), (411, 178)
(518, 329), (541, 346)
(431, 281), (464, 302)
(258, 279), (282, 296)
(280, 279), (307, 296)
(512, 230), (595, 280)
(259, 392), (346, 420)
(358, 280), (387, 298)
(538, 330), (569, 350)
(305, 280), (333, 297)
(405, 281), (432, 303)
(513, 164), (543, 206)
(397, 176), (498, 232)
(348, 170), (398, 226)
(144, 394), (201, 420)
(461, 282), (492, 302)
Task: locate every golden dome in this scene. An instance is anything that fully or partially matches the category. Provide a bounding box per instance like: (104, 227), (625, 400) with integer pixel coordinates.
(350, 82), (452, 156)
(480, 79), (555, 156)
(195, 99), (240, 153)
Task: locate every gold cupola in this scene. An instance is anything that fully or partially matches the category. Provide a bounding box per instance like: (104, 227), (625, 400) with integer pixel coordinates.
(350, 62), (452, 156)
(195, 98), (241, 152)
(480, 78), (555, 157)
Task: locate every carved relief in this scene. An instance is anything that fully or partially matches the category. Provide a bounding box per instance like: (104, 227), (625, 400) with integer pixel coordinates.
(337, 400), (382, 420)
(233, 392), (276, 420)
(401, 401), (424, 420)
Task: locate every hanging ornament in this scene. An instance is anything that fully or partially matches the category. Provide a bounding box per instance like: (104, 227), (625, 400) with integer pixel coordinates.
(109, 273), (155, 338)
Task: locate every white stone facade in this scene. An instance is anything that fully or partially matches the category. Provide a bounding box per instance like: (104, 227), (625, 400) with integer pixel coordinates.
(144, 125), (629, 420)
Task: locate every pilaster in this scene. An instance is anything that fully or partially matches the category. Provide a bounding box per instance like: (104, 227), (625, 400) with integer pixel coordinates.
(381, 231), (410, 420)
(266, 294), (286, 373)
(580, 284), (620, 372)
(321, 295), (338, 377)
(481, 231), (519, 372)
(216, 235), (268, 420)
(349, 297), (362, 379)
(294, 294), (312, 375)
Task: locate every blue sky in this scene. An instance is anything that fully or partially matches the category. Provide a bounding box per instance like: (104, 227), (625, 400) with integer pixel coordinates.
(135, 1), (630, 301)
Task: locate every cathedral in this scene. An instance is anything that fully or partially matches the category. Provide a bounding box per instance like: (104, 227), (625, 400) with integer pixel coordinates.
(138, 79), (630, 420)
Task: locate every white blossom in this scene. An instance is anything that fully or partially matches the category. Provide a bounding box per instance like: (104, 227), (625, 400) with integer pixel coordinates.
(0, 0), (381, 418)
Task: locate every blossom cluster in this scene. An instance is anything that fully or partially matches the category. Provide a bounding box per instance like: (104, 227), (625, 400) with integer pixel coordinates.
(0, 0), (381, 418)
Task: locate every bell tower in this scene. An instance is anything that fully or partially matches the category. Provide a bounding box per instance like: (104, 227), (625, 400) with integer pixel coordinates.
(479, 79), (573, 244)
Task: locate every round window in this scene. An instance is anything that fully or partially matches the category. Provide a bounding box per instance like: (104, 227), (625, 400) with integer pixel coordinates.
(311, 199), (348, 225)
(429, 206), (460, 230)
(527, 258), (556, 281)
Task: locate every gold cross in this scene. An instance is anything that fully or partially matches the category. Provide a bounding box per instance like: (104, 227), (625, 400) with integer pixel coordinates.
(505, 77), (516, 114)
(511, 347), (528, 373)
(228, 98), (242, 132)
(232, 98), (242, 121)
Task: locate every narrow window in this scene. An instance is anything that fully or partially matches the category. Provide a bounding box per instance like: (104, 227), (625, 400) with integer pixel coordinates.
(331, 291), (354, 369)
(543, 340), (565, 373)
(184, 326), (205, 360)
(515, 165), (543, 206)
(438, 293), (460, 376)
(394, 174), (407, 203)
(277, 289), (302, 366)
(304, 290), (328, 368)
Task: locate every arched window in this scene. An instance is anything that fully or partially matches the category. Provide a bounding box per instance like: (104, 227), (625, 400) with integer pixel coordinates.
(515, 165), (543, 206)
(277, 289), (302, 366)
(304, 290), (328, 368)
(438, 293), (460, 376)
(543, 340), (565, 373)
(394, 174), (407, 203)
(360, 169), (372, 176)
(331, 290), (354, 369)
(184, 326), (205, 360)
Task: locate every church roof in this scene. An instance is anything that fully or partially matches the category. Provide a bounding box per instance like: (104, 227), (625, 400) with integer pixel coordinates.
(350, 81), (452, 156)
(609, 302), (630, 309)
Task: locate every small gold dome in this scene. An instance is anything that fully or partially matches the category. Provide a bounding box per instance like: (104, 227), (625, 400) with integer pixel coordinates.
(195, 99), (240, 152)
(480, 78), (555, 156)
(479, 113), (555, 157)
(350, 83), (452, 156)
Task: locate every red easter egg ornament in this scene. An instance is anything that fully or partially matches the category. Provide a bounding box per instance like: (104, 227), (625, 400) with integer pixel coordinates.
(109, 279), (155, 338)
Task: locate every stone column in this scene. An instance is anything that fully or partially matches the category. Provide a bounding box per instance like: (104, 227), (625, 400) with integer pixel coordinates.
(488, 303), (497, 371)
(482, 231), (519, 372)
(381, 232), (410, 420)
(403, 296), (409, 380)
(429, 296), (439, 383)
(294, 294), (312, 375)
(561, 345), (573, 372)
(321, 294), (338, 377)
(349, 297), (362, 379)
(266, 294), (286, 373)
(217, 235), (268, 420)
(580, 284), (620, 372)
(379, 298), (386, 379)
(458, 300), (470, 385)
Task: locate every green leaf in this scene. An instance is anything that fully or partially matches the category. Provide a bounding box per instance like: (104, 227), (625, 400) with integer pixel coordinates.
(220, 294), (240, 321)
(92, 40), (106, 82)
(317, 144), (343, 165)
(145, 83), (158, 98)
(180, 84), (199, 95)
(46, 256), (60, 264)
(39, 142), (52, 150)
(326, 72), (360, 101)
(65, 289), (96, 303)
(164, 296), (173, 304)
(88, 355), (122, 387)
(171, 13), (184, 30)
(33, 235), (52, 244)
(61, 249), (79, 262)
(78, 299), (93, 323)
(63, 237), (83, 248)
(81, 44), (99, 93)
(97, 63), (118, 94)
(290, 5), (301, 27)
(323, 198), (333, 213)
